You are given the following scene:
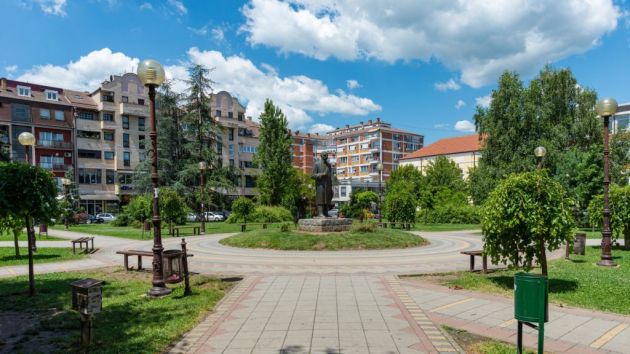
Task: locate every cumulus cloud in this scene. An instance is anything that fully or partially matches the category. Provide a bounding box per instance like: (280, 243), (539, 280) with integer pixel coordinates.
(35, 0), (67, 16)
(455, 99), (466, 109)
(455, 120), (476, 132)
(17, 47), (380, 131)
(188, 25), (208, 36)
(309, 123), (335, 134)
(433, 123), (449, 130)
(168, 0), (187, 15)
(346, 79), (361, 90)
(242, 0), (619, 87)
(434, 79), (460, 92)
(139, 2), (153, 10)
(475, 94), (492, 108)
(212, 27), (225, 41)
(4, 65), (18, 74)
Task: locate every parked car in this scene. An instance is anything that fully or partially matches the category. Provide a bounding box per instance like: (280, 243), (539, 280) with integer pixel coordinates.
(96, 213), (116, 222)
(187, 212), (200, 222)
(87, 214), (105, 224)
(204, 212), (225, 221)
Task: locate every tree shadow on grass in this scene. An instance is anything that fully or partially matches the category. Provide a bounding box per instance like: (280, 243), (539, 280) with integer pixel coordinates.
(487, 276), (578, 294)
(0, 254), (64, 263)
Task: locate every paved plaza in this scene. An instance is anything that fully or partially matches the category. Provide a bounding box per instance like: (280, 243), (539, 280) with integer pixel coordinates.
(2, 228), (630, 353)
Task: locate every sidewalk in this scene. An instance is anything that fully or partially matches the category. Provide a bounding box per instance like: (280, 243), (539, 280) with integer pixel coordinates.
(401, 279), (630, 353)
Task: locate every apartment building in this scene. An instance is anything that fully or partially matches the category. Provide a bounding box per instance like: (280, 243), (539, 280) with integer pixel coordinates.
(66, 73), (149, 214)
(212, 91), (259, 198)
(291, 131), (333, 174)
(0, 78), (74, 188)
(613, 103), (630, 184)
(399, 134), (481, 178)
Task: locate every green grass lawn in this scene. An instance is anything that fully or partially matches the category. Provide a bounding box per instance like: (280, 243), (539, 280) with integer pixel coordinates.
(0, 247), (86, 266)
(411, 223), (480, 232)
(444, 326), (536, 354)
(220, 227), (427, 250)
(0, 268), (232, 354)
(435, 246), (630, 315)
(0, 231), (64, 241)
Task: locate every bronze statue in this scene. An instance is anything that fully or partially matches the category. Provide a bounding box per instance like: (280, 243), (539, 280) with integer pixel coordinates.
(312, 152), (334, 217)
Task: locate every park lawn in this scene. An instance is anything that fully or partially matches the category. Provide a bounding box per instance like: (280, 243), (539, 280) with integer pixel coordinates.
(0, 268), (233, 354)
(443, 326), (537, 354)
(433, 246), (630, 315)
(0, 231), (64, 241)
(412, 223), (480, 232)
(219, 228), (427, 250)
(0, 247), (86, 266)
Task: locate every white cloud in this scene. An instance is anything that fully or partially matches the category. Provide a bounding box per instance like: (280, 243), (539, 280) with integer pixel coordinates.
(212, 27), (225, 41)
(168, 0), (187, 15)
(346, 79), (361, 90)
(17, 48), (139, 91)
(188, 25), (208, 36)
(475, 94), (492, 108)
(434, 79), (460, 92)
(4, 65), (18, 73)
(455, 99), (466, 109)
(309, 123), (335, 134)
(139, 2), (153, 10)
(433, 123), (449, 129)
(260, 63), (278, 76)
(242, 0), (619, 87)
(36, 0), (67, 16)
(455, 120), (476, 132)
(17, 47), (380, 131)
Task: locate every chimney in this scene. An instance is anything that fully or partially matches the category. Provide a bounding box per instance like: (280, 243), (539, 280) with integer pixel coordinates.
(345, 124), (350, 128)
(288, 129), (292, 135)
(316, 132), (319, 136)
(360, 121), (364, 125)
(368, 119), (372, 124)
(0, 79), (5, 91)
(376, 117), (380, 123)
(307, 133), (311, 137)
(295, 130), (300, 135)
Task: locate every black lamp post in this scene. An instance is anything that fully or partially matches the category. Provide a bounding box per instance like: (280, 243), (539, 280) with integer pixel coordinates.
(199, 161), (207, 234)
(596, 97), (618, 267)
(137, 59), (171, 296)
(377, 162), (383, 223)
(534, 146), (546, 170)
(18, 131), (36, 296)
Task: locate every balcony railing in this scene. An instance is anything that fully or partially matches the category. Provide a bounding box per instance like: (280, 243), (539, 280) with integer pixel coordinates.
(39, 163), (69, 171)
(37, 140), (73, 149)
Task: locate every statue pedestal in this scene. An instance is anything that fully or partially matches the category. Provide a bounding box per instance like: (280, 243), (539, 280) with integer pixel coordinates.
(298, 218), (352, 233)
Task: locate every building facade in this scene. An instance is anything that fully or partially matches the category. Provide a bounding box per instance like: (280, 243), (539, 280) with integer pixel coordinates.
(0, 78), (75, 189)
(291, 131), (331, 175)
(613, 103), (630, 184)
(398, 134), (481, 178)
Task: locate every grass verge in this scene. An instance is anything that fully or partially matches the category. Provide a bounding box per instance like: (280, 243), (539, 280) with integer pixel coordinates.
(444, 326), (537, 354)
(0, 268), (232, 354)
(411, 224), (480, 232)
(1, 231), (64, 241)
(219, 227), (427, 250)
(423, 246), (630, 315)
(0, 247), (86, 266)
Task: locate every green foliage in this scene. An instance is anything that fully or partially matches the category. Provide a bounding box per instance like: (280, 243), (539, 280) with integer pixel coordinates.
(555, 145), (603, 213)
(251, 205), (293, 223)
(611, 132), (630, 186)
(0, 162), (59, 223)
(419, 156), (467, 209)
(227, 197), (255, 223)
(159, 187), (188, 226)
(481, 171), (575, 275)
(125, 195), (152, 223)
(111, 213), (133, 227)
(342, 190), (378, 221)
(280, 223), (291, 232)
(417, 205), (480, 224)
(352, 221), (377, 233)
(255, 100), (294, 206)
(281, 169), (315, 218)
(386, 165), (424, 200)
(383, 184), (417, 223)
(587, 185), (630, 242)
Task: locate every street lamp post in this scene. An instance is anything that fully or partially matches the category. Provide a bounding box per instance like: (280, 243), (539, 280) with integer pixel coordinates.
(137, 59), (171, 297)
(377, 162), (383, 223)
(18, 131), (36, 296)
(199, 161), (207, 234)
(596, 97), (618, 267)
(534, 146), (546, 170)
(61, 177), (72, 230)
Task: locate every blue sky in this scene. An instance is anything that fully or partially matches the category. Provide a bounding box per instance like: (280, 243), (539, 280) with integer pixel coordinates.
(2, 0), (629, 144)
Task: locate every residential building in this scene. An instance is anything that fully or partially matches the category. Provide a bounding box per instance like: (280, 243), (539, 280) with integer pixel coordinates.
(0, 78), (74, 189)
(398, 134), (481, 178)
(613, 103), (630, 183)
(291, 131), (331, 174)
(212, 91), (259, 198)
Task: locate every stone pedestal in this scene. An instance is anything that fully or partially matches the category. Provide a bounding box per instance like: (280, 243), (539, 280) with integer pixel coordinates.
(298, 218), (352, 233)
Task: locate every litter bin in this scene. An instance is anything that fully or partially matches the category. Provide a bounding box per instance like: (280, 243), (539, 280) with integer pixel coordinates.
(573, 233), (586, 255)
(514, 272), (548, 354)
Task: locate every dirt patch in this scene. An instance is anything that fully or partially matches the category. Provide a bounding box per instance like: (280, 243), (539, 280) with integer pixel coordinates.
(0, 309), (72, 354)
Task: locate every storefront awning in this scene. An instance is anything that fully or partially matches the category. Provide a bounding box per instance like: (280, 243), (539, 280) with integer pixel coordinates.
(79, 194), (120, 201)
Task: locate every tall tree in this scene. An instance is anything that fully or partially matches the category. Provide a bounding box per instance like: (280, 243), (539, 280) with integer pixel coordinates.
(255, 100), (293, 206)
(419, 156), (467, 209)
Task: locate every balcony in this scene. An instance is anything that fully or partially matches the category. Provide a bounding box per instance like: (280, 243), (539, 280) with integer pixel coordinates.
(37, 140), (73, 149)
(120, 102), (149, 116)
(39, 163), (70, 171)
(101, 119), (117, 129)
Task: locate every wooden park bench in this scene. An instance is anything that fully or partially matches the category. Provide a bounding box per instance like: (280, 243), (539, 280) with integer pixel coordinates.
(71, 237), (94, 254)
(461, 250), (488, 273)
(171, 225), (201, 237)
(116, 250), (153, 271)
(240, 223), (269, 232)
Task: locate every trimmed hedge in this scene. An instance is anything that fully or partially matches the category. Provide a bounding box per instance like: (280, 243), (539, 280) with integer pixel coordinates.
(416, 204), (480, 224)
(227, 204), (293, 223)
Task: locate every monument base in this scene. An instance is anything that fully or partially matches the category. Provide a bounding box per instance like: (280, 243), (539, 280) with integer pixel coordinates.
(298, 218), (352, 233)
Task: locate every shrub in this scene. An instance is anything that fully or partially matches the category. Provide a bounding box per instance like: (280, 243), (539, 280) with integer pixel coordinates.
(227, 197), (255, 223)
(384, 185), (417, 223)
(416, 205), (480, 224)
(587, 185), (630, 245)
(129, 220), (144, 229)
(352, 222), (377, 233)
(280, 222), (291, 232)
(342, 190), (378, 221)
(112, 213), (132, 226)
(252, 205), (293, 223)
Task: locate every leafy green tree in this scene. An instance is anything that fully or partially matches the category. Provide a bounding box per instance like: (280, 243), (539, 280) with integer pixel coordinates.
(611, 132), (630, 186)
(159, 187), (188, 231)
(420, 156), (467, 209)
(0, 216), (24, 258)
(282, 169), (315, 219)
(125, 194), (152, 237)
(383, 184), (416, 223)
(255, 100), (294, 206)
(227, 197), (255, 223)
(587, 185), (630, 247)
(341, 190), (378, 222)
(481, 171), (575, 276)
(386, 165), (424, 201)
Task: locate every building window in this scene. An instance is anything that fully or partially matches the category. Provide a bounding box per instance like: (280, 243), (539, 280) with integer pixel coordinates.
(138, 98), (145, 105)
(122, 96), (129, 103)
(55, 110), (64, 121)
(229, 159), (234, 166)
(17, 85), (31, 97)
(102, 113), (114, 121)
(106, 170), (115, 184)
(228, 112), (233, 119)
(118, 173), (133, 184)
(102, 92), (114, 102)
(245, 175), (256, 187)
(103, 131), (114, 141)
(216, 110), (221, 117)
(339, 157), (348, 164)
(349, 144), (356, 151)
(77, 130), (101, 139)
(228, 144), (234, 156)
(78, 150), (101, 159)
(104, 151), (115, 160)
(45, 90), (58, 101)
(78, 111), (95, 120)
(138, 117), (145, 131)
(40, 109), (51, 119)
(360, 166), (368, 173)
(123, 133), (129, 148)
(123, 152), (130, 167)
(139, 151), (146, 161)
(238, 112), (244, 121)
(238, 145), (257, 153)
(78, 168), (102, 184)
(217, 142), (223, 154)
(138, 135), (145, 149)
(122, 115), (129, 129)
(228, 128), (234, 141)
(12, 104), (31, 122)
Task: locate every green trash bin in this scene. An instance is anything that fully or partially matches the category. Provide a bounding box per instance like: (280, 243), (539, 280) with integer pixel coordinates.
(514, 272), (548, 354)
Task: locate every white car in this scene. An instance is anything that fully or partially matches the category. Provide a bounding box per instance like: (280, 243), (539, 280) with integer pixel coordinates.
(204, 212), (225, 221)
(187, 213), (199, 222)
(96, 213), (116, 222)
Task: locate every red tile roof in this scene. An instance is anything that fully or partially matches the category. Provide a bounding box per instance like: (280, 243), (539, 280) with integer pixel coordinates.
(400, 134), (481, 160)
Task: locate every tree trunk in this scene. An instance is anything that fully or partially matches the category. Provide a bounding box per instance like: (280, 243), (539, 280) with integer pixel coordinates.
(625, 225), (629, 251)
(13, 229), (20, 258)
(539, 241), (548, 277)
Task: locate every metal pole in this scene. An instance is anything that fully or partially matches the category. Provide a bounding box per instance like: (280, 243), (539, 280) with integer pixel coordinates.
(378, 169), (383, 223)
(25, 214), (35, 296)
(200, 170), (205, 234)
(147, 84), (171, 297)
(64, 184), (70, 230)
(598, 115), (616, 267)
(181, 238), (192, 296)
